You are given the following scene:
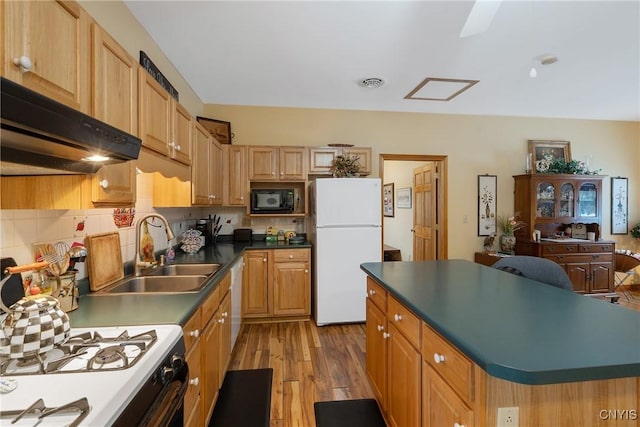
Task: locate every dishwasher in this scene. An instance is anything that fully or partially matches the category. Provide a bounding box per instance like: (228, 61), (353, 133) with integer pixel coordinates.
(230, 257), (243, 348)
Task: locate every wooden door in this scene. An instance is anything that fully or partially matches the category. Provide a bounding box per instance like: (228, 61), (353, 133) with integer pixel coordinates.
(365, 299), (388, 409)
(3, 0), (90, 111)
(138, 68), (172, 155)
(92, 163), (136, 205)
(413, 163), (437, 261)
(272, 260), (310, 316)
(422, 364), (474, 427)
(172, 101), (192, 165)
(219, 291), (232, 376)
(192, 121), (211, 205)
(91, 22), (138, 135)
(590, 262), (614, 293)
(201, 314), (220, 424)
(344, 147), (372, 176)
(209, 139), (223, 205)
(308, 147), (338, 174)
(279, 147), (307, 180)
(248, 147), (278, 180)
(226, 145), (248, 205)
(242, 251), (270, 317)
(387, 324), (421, 427)
(565, 262), (589, 293)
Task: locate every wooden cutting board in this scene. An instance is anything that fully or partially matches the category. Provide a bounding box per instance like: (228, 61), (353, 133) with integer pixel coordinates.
(85, 232), (124, 291)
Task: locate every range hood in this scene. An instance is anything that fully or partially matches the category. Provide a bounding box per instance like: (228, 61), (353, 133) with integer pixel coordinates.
(1, 77), (141, 175)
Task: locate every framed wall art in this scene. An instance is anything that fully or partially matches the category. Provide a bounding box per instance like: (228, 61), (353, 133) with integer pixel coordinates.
(196, 116), (233, 144)
(611, 177), (628, 234)
(383, 183), (394, 217)
(478, 175), (497, 236)
(528, 140), (571, 173)
(396, 188), (412, 209)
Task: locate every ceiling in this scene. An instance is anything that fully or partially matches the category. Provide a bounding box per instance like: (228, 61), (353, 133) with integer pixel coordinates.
(124, 1), (640, 122)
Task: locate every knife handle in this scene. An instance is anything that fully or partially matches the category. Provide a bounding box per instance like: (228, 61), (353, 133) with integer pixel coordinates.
(5, 261), (49, 274)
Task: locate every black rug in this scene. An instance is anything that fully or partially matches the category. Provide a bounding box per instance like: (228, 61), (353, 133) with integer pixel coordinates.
(314, 398), (386, 427)
(208, 368), (273, 427)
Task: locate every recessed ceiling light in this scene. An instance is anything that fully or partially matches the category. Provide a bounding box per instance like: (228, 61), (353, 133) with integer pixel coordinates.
(358, 78), (384, 88)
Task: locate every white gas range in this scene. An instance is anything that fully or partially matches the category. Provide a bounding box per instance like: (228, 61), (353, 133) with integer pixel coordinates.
(0, 324), (185, 427)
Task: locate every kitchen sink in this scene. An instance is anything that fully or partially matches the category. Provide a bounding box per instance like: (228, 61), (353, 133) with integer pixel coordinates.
(99, 275), (209, 294)
(140, 263), (222, 277)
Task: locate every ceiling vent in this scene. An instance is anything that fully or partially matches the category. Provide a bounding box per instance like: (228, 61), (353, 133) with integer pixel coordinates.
(358, 78), (384, 88)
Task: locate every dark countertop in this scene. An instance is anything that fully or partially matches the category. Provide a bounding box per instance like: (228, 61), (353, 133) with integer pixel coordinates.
(360, 260), (640, 385)
(69, 240), (311, 328)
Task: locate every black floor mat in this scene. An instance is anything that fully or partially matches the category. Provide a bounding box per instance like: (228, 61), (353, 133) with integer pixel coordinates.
(314, 398), (386, 427)
(208, 368), (273, 427)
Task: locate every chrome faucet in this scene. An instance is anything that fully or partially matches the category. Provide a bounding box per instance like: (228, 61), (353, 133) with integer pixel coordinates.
(134, 214), (175, 276)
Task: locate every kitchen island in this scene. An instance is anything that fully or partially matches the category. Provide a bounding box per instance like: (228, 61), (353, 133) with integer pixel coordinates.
(361, 260), (640, 427)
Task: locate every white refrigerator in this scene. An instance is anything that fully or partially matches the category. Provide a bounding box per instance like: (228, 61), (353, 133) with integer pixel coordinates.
(309, 178), (382, 326)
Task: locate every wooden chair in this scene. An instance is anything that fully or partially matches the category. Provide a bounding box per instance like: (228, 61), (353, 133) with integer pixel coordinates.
(615, 252), (640, 300)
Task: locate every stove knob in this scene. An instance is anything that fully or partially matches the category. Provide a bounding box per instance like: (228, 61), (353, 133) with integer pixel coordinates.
(161, 366), (174, 383)
(170, 354), (184, 368)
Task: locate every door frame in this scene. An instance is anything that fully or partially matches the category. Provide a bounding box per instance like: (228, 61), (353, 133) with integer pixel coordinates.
(379, 154), (448, 260)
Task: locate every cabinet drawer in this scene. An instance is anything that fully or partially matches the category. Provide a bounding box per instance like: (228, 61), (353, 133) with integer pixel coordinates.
(183, 308), (202, 352)
(422, 323), (474, 406)
(542, 244), (578, 255)
(273, 248), (310, 262)
(387, 297), (420, 349)
(366, 277), (387, 312)
(579, 243), (614, 253)
(201, 286), (220, 328)
(546, 253), (613, 264)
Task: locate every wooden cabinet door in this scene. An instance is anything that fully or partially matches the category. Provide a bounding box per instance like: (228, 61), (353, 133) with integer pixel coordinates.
(422, 363), (473, 427)
(138, 68), (172, 156)
(226, 145), (248, 206)
(387, 323), (421, 427)
(242, 251), (270, 317)
(248, 147), (278, 180)
(279, 147), (307, 180)
(3, 0), (90, 112)
(209, 139), (223, 205)
(92, 163), (136, 205)
(184, 340), (202, 427)
(590, 262), (614, 293)
(172, 101), (192, 166)
(219, 292), (232, 376)
(565, 262), (589, 293)
(201, 314), (220, 425)
(366, 299), (388, 410)
(344, 147), (372, 175)
(91, 22), (138, 136)
(192, 121), (212, 205)
(308, 147), (338, 174)
(272, 260), (310, 316)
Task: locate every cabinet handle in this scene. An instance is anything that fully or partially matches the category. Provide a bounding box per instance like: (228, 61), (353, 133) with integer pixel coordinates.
(369, 289), (376, 295)
(189, 377), (199, 386)
(592, 255), (599, 260)
(382, 332), (390, 339)
(168, 141), (175, 148)
(99, 179), (109, 189)
(377, 325), (384, 332)
(289, 254), (293, 259)
(189, 329), (200, 338)
(218, 318), (225, 324)
(13, 55), (32, 72)
(263, 258), (267, 262)
(175, 144), (182, 151)
(433, 353), (446, 364)
(304, 269), (309, 273)
(394, 314), (402, 322)
(222, 311), (228, 318)
(454, 423), (465, 427)
(240, 196), (244, 200)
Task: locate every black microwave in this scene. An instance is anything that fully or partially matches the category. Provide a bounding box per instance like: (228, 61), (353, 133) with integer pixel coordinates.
(250, 189), (295, 213)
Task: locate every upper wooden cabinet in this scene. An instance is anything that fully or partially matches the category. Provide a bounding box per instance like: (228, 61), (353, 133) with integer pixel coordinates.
(308, 146), (372, 176)
(2, 0), (90, 112)
(91, 22), (138, 136)
(192, 121), (223, 206)
(248, 146), (307, 181)
(91, 163), (136, 206)
(513, 174), (605, 240)
(138, 68), (192, 166)
(224, 145), (248, 206)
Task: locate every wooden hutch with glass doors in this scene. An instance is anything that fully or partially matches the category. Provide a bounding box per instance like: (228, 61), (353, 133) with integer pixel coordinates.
(512, 174), (615, 295)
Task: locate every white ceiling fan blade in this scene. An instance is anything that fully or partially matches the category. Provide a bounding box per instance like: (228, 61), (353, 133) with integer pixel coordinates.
(459, 0), (502, 38)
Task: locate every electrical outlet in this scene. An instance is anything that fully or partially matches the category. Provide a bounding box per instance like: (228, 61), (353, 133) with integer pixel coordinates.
(497, 407), (519, 427)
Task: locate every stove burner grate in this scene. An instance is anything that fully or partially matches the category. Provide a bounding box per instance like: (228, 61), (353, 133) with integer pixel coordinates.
(0, 397), (90, 427)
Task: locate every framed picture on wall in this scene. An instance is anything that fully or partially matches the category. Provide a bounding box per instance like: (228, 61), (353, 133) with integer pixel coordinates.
(478, 175), (497, 236)
(528, 140), (571, 173)
(396, 188), (412, 208)
(383, 183), (394, 217)
(611, 177), (628, 234)
(196, 116), (233, 144)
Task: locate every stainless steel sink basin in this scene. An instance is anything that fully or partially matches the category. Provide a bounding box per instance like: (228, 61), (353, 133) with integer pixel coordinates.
(140, 263), (222, 277)
(100, 275), (208, 294)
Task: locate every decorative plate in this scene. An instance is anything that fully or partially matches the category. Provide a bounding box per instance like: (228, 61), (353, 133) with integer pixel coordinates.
(181, 229), (204, 254)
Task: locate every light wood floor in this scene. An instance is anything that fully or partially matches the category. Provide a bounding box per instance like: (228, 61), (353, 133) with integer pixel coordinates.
(228, 287), (640, 427)
(228, 321), (375, 427)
